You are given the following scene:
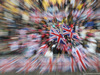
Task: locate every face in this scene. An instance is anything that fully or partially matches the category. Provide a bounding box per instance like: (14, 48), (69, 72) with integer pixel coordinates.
(43, 27), (46, 30)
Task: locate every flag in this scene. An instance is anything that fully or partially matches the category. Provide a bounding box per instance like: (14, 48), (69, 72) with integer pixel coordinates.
(46, 12), (54, 20)
(72, 33), (81, 40)
(0, 58), (18, 73)
(64, 29), (75, 39)
(28, 34), (37, 39)
(87, 56), (99, 72)
(62, 24), (74, 38)
(72, 47), (91, 71)
(37, 44), (48, 55)
(83, 8), (93, 18)
(49, 26), (67, 49)
(62, 24), (80, 40)
(69, 57), (77, 72)
(58, 44), (67, 51)
(62, 24), (71, 35)
(74, 45), (97, 71)
(77, 45), (89, 54)
(9, 41), (19, 51)
(14, 57), (25, 71)
(49, 26), (59, 41)
(40, 57), (56, 73)
(86, 8), (93, 17)
(55, 13), (63, 21)
(16, 56), (40, 73)
(24, 57), (40, 72)
(16, 58), (31, 73)
(56, 55), (65, 72)
(56, 55), (70, 72)
(30, 12), (41, 23)
(74, 10), (81, 18)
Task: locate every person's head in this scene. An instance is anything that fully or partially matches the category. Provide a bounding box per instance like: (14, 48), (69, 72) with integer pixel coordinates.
(46, 34), (49, 38)
(50, 3), (53, 7)
(89, 19), (93, 22)
(82, 20), (85, 23)
(42, 27), (46, 30)
(62, 50), (65, 54)
(46, 41), (51, 46)
(69, 11), (72, 16)
(41, 20), (46, 24)
(73, 6), (77, 10)
(52, 18), (56, 23)
(64, 20), (67, 24)
(52, 40), (57, 44)
(79, 22), (83, 27)
(63, 17), (66, 20)
(69, 4), (72, 8)
(49, 44), (52, 51)
(68, 37), (71, 42)
(26, 23), (31, 28)
(64, 35), (68, 39)
(34, 25), (39, 29)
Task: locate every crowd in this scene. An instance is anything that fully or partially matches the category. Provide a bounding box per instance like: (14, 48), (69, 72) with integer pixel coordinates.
(4, 0), (99, 57)
(0, 0), (100, 73)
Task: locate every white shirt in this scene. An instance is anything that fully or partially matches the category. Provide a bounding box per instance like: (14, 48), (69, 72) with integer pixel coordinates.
(87, 38), (97, 54)
(45, 48), (53, 58)
(80, 28), (88, 39)
(9, 41), (19, 51)
(70, 0), (75, 8)
(87, 43), (97, 54)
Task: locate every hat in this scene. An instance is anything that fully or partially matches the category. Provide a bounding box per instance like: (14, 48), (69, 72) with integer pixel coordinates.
(87, 33), (95, 37)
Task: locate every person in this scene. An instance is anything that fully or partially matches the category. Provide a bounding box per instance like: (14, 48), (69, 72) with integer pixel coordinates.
(38, 0), (43, 8)
(77, 2), (83, 10)
(47, 3), (54, 14)
(19, 24), (31, 35)
(67, 11), (73, 26)
(96, 40), (100, 55)
(41, 33), (49, 44)
(44, 43), (53, 58)
(64, 0), (67, 9)
(85, 19), (95, 29)
(68, 4), (73, 13)
(42, 0), (49, 11)
(53, 4), (59, 13)
(9, 37), (19, 51)
(70, 0), (75, 8)
(87, 36), (97, 54)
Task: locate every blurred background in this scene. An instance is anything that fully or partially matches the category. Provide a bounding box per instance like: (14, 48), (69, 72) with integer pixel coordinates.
(0, 0), (99, 56)
(0, 0), (100, 75)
